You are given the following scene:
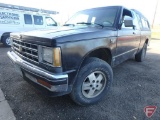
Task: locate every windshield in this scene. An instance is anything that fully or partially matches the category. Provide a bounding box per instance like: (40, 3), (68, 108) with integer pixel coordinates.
(65, 7), (118, 27)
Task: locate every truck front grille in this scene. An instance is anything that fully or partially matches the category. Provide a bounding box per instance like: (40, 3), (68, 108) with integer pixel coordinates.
(12, 39), (39, 63)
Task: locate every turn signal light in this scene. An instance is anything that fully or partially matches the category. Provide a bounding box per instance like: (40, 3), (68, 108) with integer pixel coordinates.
(53, 48), (61, 67)
(37, 79), (51, 89)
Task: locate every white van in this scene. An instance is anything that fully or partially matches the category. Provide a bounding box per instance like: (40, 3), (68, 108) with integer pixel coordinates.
(0, 3), (58, 46)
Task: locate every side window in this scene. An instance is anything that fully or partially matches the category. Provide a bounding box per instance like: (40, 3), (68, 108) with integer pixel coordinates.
(33, 15), (43, 25)
(45, 17), (57, 26)
(136, 14), (143, 29)
(24, 14), (32, 24)
(141, 18), (149, 29)
(132, 11), (140, 30)
(121, 9), (133, 29)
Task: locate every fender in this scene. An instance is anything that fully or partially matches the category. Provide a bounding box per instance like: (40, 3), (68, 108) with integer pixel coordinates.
(69, 46), (113, 87)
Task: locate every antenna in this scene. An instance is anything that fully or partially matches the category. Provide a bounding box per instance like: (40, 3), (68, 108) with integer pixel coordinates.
(152, 0), (159, 28)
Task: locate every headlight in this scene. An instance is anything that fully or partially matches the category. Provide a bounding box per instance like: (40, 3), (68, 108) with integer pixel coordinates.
(42, 47), (53, 64)
(42, 47), (61, 67)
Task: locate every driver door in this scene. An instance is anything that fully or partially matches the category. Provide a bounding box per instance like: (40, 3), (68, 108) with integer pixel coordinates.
(114, 8), (140, 65)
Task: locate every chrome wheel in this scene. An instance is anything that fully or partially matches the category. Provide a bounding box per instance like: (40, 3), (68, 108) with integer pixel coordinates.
(6, 37), (11, 45)
(82, 71), (107, 98)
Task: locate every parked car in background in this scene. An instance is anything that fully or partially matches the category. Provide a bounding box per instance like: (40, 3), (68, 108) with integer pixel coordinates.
(8, 6), (151, 106)
(0, 3), (58, 47)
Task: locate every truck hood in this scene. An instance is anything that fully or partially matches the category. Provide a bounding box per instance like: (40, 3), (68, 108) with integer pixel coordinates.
(20, 26), (99, 39)
(11, 26), (116, 46)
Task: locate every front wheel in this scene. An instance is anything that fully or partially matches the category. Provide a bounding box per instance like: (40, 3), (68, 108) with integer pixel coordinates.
(70, 57), (113, 106)
(2, 35), (11, 47)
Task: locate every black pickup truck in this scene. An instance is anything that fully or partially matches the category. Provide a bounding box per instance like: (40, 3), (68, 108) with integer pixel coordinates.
(7, 6), (151, 106)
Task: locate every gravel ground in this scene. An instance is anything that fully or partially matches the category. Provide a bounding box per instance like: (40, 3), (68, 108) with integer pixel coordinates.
(0, 40), (160, 120)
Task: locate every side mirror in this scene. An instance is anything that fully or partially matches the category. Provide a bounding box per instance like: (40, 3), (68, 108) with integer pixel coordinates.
(119, 16), (136, 30)
(124, 19), (134, 27)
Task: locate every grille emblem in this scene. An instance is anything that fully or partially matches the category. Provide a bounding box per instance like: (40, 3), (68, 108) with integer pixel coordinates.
(18, 35), (22, 39)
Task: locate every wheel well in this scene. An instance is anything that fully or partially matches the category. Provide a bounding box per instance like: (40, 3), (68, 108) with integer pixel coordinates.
(82, 48), (112, 66)
(1, 32), (11, 42)
(71, 48), (112, 86)
(1, 36), (4, 43)
(0, 36), (2, 42)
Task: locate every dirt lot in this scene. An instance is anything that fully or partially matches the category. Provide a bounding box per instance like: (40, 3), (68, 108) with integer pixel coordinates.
(0, 40), (160, 120)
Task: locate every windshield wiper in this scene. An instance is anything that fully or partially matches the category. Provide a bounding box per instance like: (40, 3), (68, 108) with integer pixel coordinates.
(63, 24), (75, 26)
(76, 22), (104, 28)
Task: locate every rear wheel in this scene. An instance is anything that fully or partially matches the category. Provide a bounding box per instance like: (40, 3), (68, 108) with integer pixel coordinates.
(2, 35), (11, 47)
(135, 43), (147, 62)
(70, 57), (113, 106)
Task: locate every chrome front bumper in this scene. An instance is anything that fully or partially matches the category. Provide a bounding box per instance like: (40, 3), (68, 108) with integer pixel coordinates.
(7, 51), (68, 92)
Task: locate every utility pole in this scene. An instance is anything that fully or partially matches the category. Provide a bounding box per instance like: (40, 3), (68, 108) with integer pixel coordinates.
(152, 0), (159, 28)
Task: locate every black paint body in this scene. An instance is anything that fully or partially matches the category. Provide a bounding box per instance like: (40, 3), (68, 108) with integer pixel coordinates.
(10, 6), (151, 96)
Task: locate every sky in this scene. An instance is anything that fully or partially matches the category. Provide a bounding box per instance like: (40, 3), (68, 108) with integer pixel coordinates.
(0, 0), (159, 25)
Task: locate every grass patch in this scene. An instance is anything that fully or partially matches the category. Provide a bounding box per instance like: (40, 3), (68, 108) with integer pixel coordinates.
(151, 29), (160, 39)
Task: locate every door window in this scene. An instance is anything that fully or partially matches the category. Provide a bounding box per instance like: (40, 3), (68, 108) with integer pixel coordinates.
(45, 17), (57, 26)
(121, 9), (133, 29)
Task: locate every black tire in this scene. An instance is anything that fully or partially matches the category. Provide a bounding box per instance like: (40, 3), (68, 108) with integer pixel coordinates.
(2, 35), (11, 47)
(70, 57), (113, 106)
(135, 43), (147, 62)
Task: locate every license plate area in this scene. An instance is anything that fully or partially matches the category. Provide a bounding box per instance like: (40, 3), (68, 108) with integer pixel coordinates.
(14, 64), (23, 77)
